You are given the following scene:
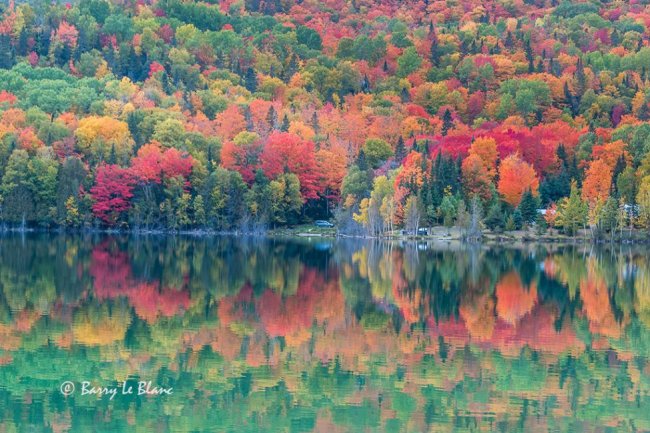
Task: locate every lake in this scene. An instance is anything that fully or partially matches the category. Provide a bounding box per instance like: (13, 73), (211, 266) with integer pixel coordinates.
(0, 234), (648, 432)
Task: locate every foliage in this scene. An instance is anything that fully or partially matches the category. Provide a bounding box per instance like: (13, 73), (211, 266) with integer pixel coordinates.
(0, 0), (647, 233)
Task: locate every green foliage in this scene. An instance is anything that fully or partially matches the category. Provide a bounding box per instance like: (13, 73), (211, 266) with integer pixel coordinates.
(363, 138), (393, 168)
(396, 47), (422, 78)
(484, 201), (505, 232)
(517, 189), (539, 225)
(269, 173), (302, 226)
(556, 181), (588, 236)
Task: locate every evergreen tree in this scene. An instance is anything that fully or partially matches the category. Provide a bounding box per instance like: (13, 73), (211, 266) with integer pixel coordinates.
(311, 111), (320, 135)
(484, 201), (504, 231)
(524, 37), (534, 73)
(244, 67), (258, 93)
(430, 37), (440, 66)
(518, 189), (539, 224)
(280, 114), (290, 132)
(244, 106), (254, 131)
(611, 155), (626, 196)
(441, 109), (453, 136)
(0, 34), (15, 69)
(356, 149), (368, 171)
(512, 209), (523, 229)
(400, 87), (410, 102)
(266, 106), (277, 131)
(193, 195), (206, 227)
(395, 136), (406, 164)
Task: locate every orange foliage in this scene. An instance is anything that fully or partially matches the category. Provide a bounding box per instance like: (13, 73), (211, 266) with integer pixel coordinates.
(497, 153), (539, 207)
(215, 105), (246, 141)
(461, 153), (492, 201)
(582, 159), (612, 205)
(591, 140), (631, 170)
(316, 142), (347, 198)
(468, 136), (498, 177)
(495, 272), (537, 326)
(394, 151), (427, 194)
(18, 128), (44, 152)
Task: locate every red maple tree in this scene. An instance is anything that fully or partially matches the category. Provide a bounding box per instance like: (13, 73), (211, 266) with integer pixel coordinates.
(90, 164), (136, 225)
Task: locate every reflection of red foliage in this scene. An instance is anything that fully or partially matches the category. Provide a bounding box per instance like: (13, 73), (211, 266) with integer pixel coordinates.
(429, 304), (584, 357)
(257, 279), (314, 337)
(90, 240), (191, 321)
(219, 267), (345, 342)
(90, 240), (133, 295)
(127, 283), (191, 322)
(217, 283), (255, 326)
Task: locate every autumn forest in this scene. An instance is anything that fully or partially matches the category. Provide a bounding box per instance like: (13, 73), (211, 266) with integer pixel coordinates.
(1, 0), (650, 235)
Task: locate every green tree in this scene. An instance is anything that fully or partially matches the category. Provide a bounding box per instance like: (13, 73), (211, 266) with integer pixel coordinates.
(396, 47), (422, 78)
(208, 167), (248, 230)
(363, 138), (392, 168)
(517, 189), (539, 225)
(193, 194), (206, 227)
(556, 181), (588, 236)
(484, 201), (505, 232)
(162, 175), (191, 230)
(245, 169), (272, 226)
(0, 150), (34, 224)
(438, 193), (457, 227)
(599, 196), (619, 236)
(270, 173), (302, 226)
(56, 157), (87, 225)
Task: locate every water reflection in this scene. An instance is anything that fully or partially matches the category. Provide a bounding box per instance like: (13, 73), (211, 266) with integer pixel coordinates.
(0, 234), (648, 432)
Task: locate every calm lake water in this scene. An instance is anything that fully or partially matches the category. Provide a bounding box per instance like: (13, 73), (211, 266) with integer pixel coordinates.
(0, 234), (648, 432)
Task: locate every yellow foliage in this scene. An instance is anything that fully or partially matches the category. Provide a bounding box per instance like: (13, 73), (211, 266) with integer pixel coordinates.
(75, 116), (133, 158)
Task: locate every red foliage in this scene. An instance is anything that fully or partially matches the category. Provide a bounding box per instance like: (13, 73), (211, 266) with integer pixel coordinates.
(149, 62), (165, 77)
(90, 164), (136, 225)
(131, 142), (193, 184)
(394, 151), (427, 193)
(131, 143), (163, 183)
(221, 138), (264, 184)
(161, 147), (194, 179)
(18, 128), (43, 152)
(158, 24), (174, 44)
(54, 21), (79, 48)
(0, 91), (17, 105)
(260, 132), (323, 200)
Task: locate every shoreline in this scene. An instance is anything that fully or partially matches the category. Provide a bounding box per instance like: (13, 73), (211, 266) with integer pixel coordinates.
(1, 225), (648, 245)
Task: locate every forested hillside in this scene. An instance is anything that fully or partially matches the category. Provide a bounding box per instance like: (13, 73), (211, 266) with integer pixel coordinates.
(1, 0), (650, 234)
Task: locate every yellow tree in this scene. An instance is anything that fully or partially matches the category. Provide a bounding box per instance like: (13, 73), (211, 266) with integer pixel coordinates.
(637, 175), (650, 230)
(468, 136), (498, 178)
(75, 116), (133, 162)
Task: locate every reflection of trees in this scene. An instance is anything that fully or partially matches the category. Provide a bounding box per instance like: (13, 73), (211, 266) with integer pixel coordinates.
(495, 271), (537, 325)
(72, 302), (131, 346)
(0, 236), (648, 432)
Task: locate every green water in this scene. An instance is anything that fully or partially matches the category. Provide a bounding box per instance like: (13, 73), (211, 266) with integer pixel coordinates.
(0, 234), (648, 432)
